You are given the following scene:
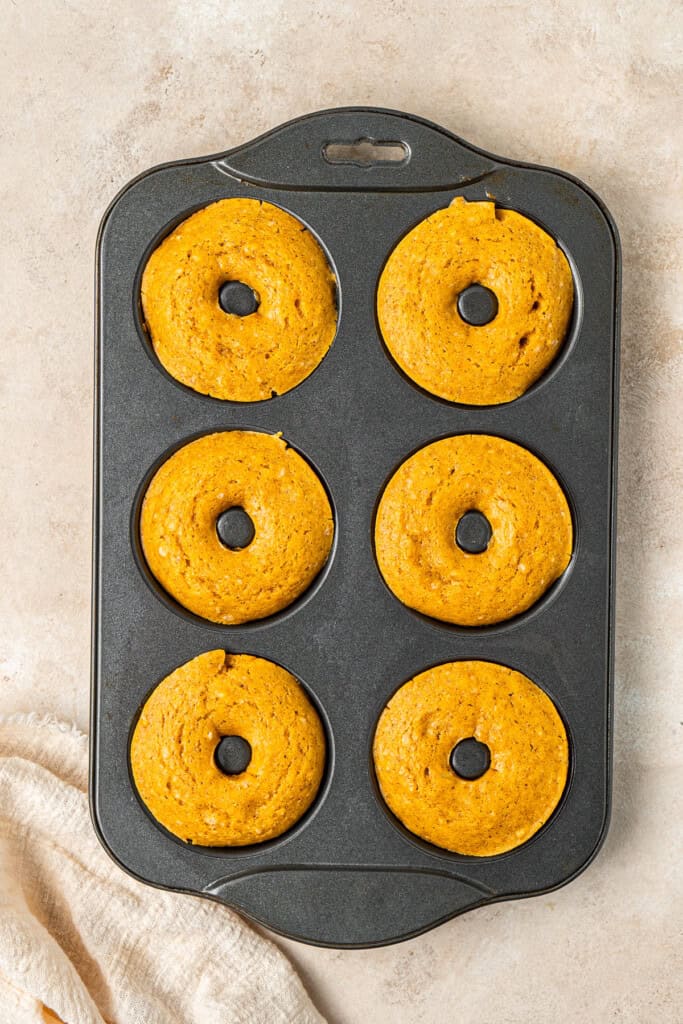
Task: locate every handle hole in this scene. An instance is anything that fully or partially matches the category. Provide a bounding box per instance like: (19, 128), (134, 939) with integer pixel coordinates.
(322, 137), (409, 168)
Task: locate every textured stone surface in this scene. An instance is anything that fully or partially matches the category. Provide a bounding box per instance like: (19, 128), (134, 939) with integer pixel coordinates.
(1, 1), (681, 1020)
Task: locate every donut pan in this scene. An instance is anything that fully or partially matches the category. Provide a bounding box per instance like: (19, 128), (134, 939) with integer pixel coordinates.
(91, 107), (620, 948)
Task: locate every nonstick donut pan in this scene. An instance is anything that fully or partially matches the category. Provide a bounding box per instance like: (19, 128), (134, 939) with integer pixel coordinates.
(91, 107), (620, 947)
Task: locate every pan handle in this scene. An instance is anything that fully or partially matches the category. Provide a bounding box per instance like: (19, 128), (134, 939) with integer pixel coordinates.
(204, 865), (489, 947)
(214, 106), (498, 192)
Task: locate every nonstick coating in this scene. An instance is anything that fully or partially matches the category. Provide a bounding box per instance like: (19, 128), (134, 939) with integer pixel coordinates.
(91, 108), (620, 947)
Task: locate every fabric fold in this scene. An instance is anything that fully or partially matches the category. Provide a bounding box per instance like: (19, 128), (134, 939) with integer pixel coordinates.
(0, 714), (324, 1024)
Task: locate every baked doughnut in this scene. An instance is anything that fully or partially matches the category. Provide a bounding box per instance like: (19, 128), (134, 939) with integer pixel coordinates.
(140, 430), (334, 625)
(377, 196), (573, 405)
(374, 434), (572, 626)
(141, 198), (337, 401)
(373, 660), (569, 856)
(130, 650), (326, 846)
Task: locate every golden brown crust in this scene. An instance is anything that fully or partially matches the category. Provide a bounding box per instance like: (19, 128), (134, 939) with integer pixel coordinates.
(374, 434), (572, 626)
(140, 431), (334, 625)
(130, 650), (326, 846)
(377, 197), (573, 405)
(141, 198), (337, 401)
(373, 661), (569, 856)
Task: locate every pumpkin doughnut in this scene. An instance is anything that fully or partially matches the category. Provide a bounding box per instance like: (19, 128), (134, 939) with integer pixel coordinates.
(140, 430), (334, 625)
(130, 650), (326, 846)
(377, 196), (573, 405)
(373, 660), (569, 856)
(374, 434), (572, 626)
(141, 198), (337, 401)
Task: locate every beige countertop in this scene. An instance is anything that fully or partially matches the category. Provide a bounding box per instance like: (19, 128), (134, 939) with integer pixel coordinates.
(2, 1), (681, 1020)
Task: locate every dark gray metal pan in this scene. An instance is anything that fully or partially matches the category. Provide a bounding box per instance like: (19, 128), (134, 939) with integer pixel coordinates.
(91, 107), (620, 947)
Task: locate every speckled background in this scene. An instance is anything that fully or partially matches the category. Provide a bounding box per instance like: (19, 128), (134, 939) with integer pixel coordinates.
(1, 1), (681, 1021)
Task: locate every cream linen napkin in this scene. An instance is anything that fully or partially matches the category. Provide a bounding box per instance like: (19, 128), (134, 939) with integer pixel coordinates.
(0, 714), (325, 1024)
